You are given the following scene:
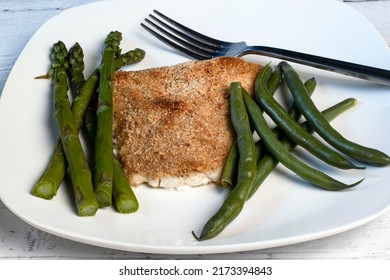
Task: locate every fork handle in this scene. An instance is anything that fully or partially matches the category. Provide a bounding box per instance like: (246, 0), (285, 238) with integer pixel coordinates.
(243, 46), (390, 86)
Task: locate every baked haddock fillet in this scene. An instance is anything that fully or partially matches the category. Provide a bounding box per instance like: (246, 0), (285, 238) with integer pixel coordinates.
(112, 57), (262, 188)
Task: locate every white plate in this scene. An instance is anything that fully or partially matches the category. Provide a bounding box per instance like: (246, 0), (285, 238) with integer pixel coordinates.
(1, 0), (390, 255)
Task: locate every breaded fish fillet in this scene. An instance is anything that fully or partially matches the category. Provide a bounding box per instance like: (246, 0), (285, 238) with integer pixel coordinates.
(112, 57), (262, 188)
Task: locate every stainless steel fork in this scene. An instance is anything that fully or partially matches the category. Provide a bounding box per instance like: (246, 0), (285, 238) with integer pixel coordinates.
(141, 10), (390, 86)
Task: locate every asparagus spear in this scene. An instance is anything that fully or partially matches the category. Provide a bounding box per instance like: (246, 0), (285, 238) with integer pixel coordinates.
(67, 42), (97, 158)
(82, 89), (139, 213)
(31, 71), (99, 199)
(50, 41), (98, 216)
(93, 31), (122, 207)
(82, 90), (139, 213)
(68, 42), (138, 213)
(31, 43), (87, 200)
(31, 47), (145, 199)
(112, 159), (139, 213)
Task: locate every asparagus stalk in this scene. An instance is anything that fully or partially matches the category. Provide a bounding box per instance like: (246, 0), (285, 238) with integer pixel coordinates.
(83, 96), (98, 147)
(112, 159), (139, 213)
(84, 108), (139, 213)
(93, 31), (122, 207)
(31, 43), (87, 200)
(84, 95), (139, 213)
(68, 43), (138, 214)
(82, 91), (139, 213)
(50, 41), (98, 216)
(31, 47), (145, 199)
(31, 72), (99, 199)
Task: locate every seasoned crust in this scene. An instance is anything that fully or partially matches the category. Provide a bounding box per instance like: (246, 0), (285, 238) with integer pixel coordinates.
(112, 57), (262, 187)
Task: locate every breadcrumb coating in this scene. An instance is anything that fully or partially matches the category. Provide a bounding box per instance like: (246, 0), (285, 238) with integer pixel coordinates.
(112, 57), (261, 187)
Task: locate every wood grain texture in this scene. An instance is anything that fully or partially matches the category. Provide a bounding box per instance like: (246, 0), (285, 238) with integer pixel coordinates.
(1, 0), (390, 259)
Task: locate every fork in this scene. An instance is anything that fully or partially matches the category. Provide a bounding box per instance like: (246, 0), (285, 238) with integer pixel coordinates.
(141, 10), (390, 86)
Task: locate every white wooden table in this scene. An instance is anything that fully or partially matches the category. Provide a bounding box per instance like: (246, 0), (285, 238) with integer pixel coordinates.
(1, 0), (390, 259)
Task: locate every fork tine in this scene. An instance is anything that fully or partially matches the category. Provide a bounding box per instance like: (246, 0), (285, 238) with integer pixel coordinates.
(152, 10), (230, 47)
(144, 18), (219, 57)
(147, 14), (221, 51)
(141, 22), (211, 60)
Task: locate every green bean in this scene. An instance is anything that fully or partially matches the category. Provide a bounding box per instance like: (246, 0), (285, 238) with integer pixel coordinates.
(246, 77), (316, 197)
(193, 82), (257, 241)
(220, 68), (282, 189)
(280, 61), (390, 166)
(266, 77), (317, 144)
(221, 75), (316, 190)
(255, 64), (363, 170)
(220, 138), (239, 188)
(266, 66), (282, 94)
(249, 97), (358, 198)
(243, 89), (363, 191)
(289, 77), (316, 119)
